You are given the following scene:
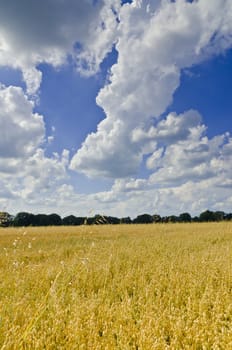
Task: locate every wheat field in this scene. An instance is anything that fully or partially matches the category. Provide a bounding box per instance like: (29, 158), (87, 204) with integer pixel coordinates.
(0, 223), (232, 349)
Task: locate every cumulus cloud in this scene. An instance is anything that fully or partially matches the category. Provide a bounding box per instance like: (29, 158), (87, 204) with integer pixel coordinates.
(71, 0), (232, 178)
(0, 147), (70, 212)
(0, 85), (44, 160)
(148, 130), (231, 186)
(19, 149), (69, 200)
(0, 0), (121, 94)
(75, 0), (122, 76)
(0, 84), (70, 208)
(131, 110), (202, 148)
(1, 0), (232, 217)
(90, 122), (231, 217)
(87, 171), (232, 218)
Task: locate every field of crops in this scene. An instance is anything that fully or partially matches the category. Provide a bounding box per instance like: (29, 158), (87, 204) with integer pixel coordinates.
(0, 223), (232, 349)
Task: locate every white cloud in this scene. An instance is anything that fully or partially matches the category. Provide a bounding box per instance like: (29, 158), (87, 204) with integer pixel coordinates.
(0, 84), (70, 209)
(0, 85), (44, 160)
(132, 110), (202, 147)
(71, 0), (232, 178)
(75, 0), (122, 76)
(22, 68), (42, 96)
(148, 129), (231, 186)
(0, 147), (70, 213)
(0, 0), (121, 94)
(70, 118), (142, 178)
(85, 172), (232, 218)
(0, 0), (232, 217)
(18, 149), (69, 200)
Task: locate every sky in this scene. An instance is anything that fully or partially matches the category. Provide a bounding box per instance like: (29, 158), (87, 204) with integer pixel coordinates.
(0, 0), (232, 218)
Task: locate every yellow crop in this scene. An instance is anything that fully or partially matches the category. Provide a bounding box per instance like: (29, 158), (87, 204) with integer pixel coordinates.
(0, 223), (232, 349)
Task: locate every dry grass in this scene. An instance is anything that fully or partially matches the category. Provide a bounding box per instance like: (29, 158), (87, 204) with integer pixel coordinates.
(0, 223), (232, 349)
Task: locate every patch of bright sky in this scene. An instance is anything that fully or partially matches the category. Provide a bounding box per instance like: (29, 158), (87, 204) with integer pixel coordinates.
(37, 62), (103, 155)
(68, 168), (113, 195)
(167, 48), (232, 138)
(36, 47), (118, 158)
(0, 67), (24, 88)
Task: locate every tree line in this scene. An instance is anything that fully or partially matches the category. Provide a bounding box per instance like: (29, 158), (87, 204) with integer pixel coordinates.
(0, 210), (232, 227)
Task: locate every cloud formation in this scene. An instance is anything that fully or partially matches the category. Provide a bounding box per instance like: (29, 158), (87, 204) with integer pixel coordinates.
(0, 85), (44, 160)
(0, 0), (121, 94)
(0, 84), (69, 209)
(71, 0), (232, 178)
(0, 0), (232, 217)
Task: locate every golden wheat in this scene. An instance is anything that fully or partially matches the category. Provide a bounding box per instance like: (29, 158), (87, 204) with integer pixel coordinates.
(0, 223), (232, 349)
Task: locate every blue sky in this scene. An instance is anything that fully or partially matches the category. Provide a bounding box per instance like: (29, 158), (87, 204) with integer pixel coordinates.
(170, 50), (232, 138)
(0, 0), (232, 218)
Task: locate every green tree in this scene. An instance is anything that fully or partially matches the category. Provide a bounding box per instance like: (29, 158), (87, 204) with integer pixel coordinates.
(13, 212), (35, 226)
(0, 212), (13, 227)
(47, 213), (62, 225)
(153, 214), (161, 223)
(63, 215), (78, 225)
(199, 210), (216, 222)
(225, 213), (232, 221)
(179, 212), (192, 222)
(33, 214), (50, 226)
(120, 217), (132, 224)
(167, 215), (179, 223)
(213, 211), (225, 222)
(133, 214), (154, 224)
(62, 215), (85, 225)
